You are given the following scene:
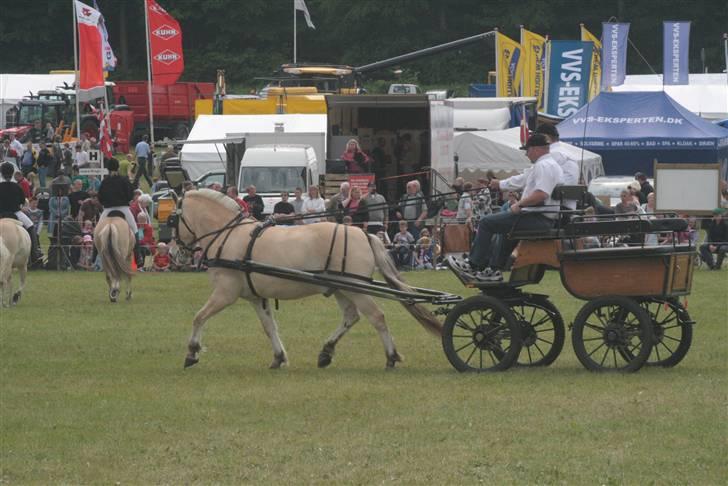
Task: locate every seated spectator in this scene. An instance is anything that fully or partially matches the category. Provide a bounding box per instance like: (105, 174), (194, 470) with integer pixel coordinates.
(169, 239), (194, 271)
(243, 185), (264, 221)
(415, 229), (436, 270)
(291, 187), (305, 218)
(341, 186), (368, 230)
(342, 215), (353, 226)
(390, 220), (414, 269)
(273, 191), (296, 225)
(152, 242), (171, 272)
(615, 190), (641, 216)
(699, 208), (728, 270)
(77, 234), (95, 270)
(302, 185), (326, 224)
(340, 139), (371, 173)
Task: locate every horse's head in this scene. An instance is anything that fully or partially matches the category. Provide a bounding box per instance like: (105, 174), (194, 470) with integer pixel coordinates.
(168, 189), (246, 252)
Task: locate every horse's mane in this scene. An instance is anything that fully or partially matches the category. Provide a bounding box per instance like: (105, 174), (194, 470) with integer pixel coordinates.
(186, 188), (241, 214)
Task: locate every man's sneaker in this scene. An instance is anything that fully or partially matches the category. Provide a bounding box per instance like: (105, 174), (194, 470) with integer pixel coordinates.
(447, 255), (475, 274)
(474, 268), (503, 282)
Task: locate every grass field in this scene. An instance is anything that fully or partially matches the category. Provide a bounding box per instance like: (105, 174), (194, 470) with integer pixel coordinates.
(1, 268), (726, 484)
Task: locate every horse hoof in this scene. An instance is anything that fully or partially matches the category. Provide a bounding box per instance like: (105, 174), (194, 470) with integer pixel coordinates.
(109, 289), (120, 302)
(11, 292), (21, 305)
(269, 352), (288, 369)
(126, 292), (132, 301)
(318, 352), (333, 368)
(184, 356), (199, 369)
(386, 351), (404, 369)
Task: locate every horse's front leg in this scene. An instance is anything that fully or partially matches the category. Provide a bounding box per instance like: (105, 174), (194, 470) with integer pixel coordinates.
(252, 298), (288, 369)
(185, 271), (242, 368)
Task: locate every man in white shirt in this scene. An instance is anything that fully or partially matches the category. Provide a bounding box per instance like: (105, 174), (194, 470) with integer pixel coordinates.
(73, 144), (89, 168)
(492, 124), (580, 209)
(450, 134), (563, 281)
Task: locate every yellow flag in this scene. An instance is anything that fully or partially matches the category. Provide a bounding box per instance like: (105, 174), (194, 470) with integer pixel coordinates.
(581, 25), (602, 100)
(496, 32), (523, 97)
(520, 28), (546, 105)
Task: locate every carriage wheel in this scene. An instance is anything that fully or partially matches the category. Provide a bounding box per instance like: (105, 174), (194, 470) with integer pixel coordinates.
(509, 296), (565, 367)
(442, 295), (522, 372)
(628, 298), (692, 367)
(571, 296), (653, 372)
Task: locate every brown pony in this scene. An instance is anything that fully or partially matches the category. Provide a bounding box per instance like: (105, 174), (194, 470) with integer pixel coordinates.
(94, 215), (135, 302)
(0, 219), (31, 307)
(175, 189), (442, 369)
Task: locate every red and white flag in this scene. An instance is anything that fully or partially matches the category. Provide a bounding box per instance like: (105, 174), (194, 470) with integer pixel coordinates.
(519, 104), (530, 146)
(75, 0), (105, 101)
(146, 0), (184, 86)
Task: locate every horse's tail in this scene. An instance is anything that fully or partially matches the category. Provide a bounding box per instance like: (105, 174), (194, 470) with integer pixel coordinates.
(97, 222), (132, 280)
(367, 233), (443, 336)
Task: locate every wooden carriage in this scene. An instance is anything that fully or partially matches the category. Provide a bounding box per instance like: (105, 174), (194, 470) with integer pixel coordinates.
(442, 186), (697, 373)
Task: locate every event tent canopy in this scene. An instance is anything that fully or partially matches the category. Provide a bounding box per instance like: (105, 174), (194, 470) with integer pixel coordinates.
(612, 74), (728, 120)
(558, 91), (728, 176)
(180, 114), (327, 179)
(0, 74), (75, 128)
(453, 127), (604, 182)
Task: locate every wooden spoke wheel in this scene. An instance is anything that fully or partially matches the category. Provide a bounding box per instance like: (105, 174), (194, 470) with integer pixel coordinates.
(630, 298), (693, 367)
(442, 295), (522, 372)
(509, 296), (565, 367)
(571, 296), (653, 372)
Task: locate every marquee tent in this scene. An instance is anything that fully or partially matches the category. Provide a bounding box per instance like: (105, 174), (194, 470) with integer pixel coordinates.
(453, 127), (604, 183)
(558, 91), (728, 176)
(0, 74), (75, 128)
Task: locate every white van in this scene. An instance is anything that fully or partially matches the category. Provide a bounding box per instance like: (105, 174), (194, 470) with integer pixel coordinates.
(237, 144), (319, 215)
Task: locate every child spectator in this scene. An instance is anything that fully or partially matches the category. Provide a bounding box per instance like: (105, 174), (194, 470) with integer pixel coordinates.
(152, 242), (171, 272)
(78, 234), (95, 270)
(391, 220), (414, 269)
(414, 228), (436, 270)
(82, 219), (94, 236)
(136, 212), (156, 268)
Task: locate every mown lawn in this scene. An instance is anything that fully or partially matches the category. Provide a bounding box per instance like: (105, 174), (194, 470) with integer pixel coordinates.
(1, 268), (726, 484)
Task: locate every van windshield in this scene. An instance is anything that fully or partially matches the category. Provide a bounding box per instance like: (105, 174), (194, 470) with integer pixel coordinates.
(239, 166), (305, 193)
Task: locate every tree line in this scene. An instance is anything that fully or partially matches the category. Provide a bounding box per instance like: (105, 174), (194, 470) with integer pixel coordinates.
(0, 0), (725, 90)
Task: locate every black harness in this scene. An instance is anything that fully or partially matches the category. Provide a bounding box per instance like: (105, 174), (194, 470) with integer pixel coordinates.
(168, 195), (359, 301)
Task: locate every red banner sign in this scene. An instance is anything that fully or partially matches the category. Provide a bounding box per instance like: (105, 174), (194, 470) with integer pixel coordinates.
(75, 0), (105, 102)
(348, 174), (375, 196)
(146, 0), (184, 86)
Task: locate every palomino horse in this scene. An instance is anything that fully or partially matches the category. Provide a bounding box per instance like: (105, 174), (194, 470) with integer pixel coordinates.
(0, 219), (31, 307)
(94, 214), (135, 302)
(174, 189), (443, 369)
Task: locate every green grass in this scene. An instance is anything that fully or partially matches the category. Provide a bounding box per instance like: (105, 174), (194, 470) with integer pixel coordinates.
(1, 268), (726, 484)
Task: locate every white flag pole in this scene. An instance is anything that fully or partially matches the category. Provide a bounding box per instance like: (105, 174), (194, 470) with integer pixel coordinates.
(144, 0), (155, 145)
(72, 0), (81, 140)
(293, 0), (297, 63)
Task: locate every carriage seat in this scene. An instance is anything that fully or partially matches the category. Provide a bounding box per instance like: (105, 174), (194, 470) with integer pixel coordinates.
(509, 185), (588, 240)
(564, 216), (687, 238)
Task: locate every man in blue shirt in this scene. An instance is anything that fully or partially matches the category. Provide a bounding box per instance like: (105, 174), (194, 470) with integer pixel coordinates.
(134, 134), (153, 188)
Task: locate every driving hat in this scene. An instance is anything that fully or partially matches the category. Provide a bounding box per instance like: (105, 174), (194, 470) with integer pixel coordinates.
(520, 133), (550, 150)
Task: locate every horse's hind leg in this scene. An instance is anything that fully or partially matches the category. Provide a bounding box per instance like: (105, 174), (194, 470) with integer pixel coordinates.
(252, 298), (288, 369)
(318, 292), (360, 368)
(185, 276), (241, 368)
(342, 291), (402, 369)
(106, 274), (120, 303)
(125, 273), (133, 301)
(11, 265), (26, 305)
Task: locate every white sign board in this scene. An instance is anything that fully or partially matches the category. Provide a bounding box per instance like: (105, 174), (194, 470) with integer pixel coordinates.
(654, 163), (722, 214)
(79, 168), (109, 176)
(87, 149), (103, 168)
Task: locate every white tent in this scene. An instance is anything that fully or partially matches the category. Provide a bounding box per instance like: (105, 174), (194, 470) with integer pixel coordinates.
(612, 74), (728, 120)
(180, 114), (327, 179)
(0, 74), (75, 128)
(453, 127), (604, 183)
(450, 96), (537, 130)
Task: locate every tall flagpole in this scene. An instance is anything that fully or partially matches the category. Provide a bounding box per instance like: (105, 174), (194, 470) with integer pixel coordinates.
(293, 0), (297, 63)
(144, 0), (155, 145)
(72, 0), (81, 140)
